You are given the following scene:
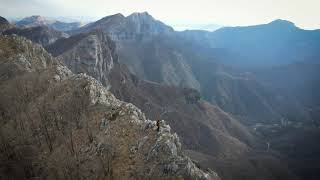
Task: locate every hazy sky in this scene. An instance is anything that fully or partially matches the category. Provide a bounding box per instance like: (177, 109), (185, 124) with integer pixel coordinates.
(0, 0), (319, 29)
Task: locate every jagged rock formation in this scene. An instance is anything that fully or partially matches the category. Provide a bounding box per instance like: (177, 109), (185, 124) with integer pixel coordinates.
(15, 15), (81, 31)
(3, 26), (69, 46)
(0, 35), (219, 180)
(47, 30), (115, 88)
(71, 13), (200, 90)
(71, 12), (173, 40)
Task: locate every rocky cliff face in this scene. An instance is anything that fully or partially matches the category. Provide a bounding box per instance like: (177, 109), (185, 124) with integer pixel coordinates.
(0, 34), (219, 180)
(69, 13), (199, 89)
(47, 30), (116, 89)
(71, 12), (173, 41)
(69, 13), (202, 90)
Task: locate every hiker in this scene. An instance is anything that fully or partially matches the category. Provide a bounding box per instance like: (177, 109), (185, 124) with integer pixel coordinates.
(156, 119), (160, 132)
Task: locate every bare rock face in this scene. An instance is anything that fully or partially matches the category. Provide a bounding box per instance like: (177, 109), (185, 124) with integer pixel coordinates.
(121, 12), (173, 40)
(47, 30), (116, 89)
(71, 12), (173, 41)
(69, 13), (200, 90)
(0, 34), (219, 179)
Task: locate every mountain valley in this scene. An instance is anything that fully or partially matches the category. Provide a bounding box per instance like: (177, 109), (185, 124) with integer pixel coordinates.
(1, 12), (320, 180)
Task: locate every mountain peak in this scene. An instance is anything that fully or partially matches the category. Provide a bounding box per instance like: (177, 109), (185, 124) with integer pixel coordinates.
(128, 11), (152, 18)
(22, 15), (48, 22)
(269, 19), (296, 27)
(125, 11), (174, 35)
(96, 13), (125, 24)
(72, 12), (173, 40)
(109, 13), (125, 18)
(16, 15), (55, 27)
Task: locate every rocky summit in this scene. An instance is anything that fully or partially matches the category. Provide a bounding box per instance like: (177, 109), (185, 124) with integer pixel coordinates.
(71, 12), (173, 40)
(0, 34), (219, 180)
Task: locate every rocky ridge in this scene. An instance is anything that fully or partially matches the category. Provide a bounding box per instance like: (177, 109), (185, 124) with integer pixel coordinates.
(0, 34), (219, 180)
(71, 12), (173, 40)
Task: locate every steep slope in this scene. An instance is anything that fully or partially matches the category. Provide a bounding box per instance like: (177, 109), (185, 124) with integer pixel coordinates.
(70, 14), (205, 91)
(70, 13), (312, 125)
(16, 15), (81, 31)
(3, 26), (68, 46)
(117, 31), (308, 124)
(0, 16), (13, 32)
(46, 31), (300, 180)
(0, 34), (219, 180)
(47, 30), (116, 88)
(47, 30), (252, 158)
(116, 34), (200, 90)
(256, 62), (320, 115)
(180, 21), (320, 122)
(70, 13), (198, 89)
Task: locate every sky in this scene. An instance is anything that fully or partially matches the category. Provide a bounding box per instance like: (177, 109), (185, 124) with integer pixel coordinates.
(0, 0), (319, 29)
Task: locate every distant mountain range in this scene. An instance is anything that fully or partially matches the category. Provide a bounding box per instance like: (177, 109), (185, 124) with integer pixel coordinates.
(202, 19), (320, 68)
(14, 15), (83, 31)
